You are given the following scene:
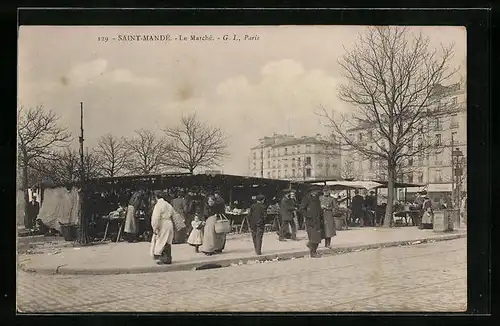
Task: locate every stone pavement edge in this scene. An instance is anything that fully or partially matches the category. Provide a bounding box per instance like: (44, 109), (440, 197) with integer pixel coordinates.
(17, 227), (467, 275)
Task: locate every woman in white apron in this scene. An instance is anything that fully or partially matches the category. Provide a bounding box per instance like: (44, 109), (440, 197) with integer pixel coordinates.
(150, 191), (175, 265)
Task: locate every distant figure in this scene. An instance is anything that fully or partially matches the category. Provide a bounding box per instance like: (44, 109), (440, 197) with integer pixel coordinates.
(248, 194), (267, 255)
(27, 194), (40, 230)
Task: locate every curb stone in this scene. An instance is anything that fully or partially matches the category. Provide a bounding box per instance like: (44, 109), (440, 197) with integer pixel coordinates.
(19, 232), (466, 276)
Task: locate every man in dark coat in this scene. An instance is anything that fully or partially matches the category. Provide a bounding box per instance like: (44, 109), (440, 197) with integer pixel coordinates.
(279, 191), (297, 241)
(248, 194), (267, 255)
(351, 190), (365, 226)
(364, 191), (377, 226)
(300, 188), (324, 258)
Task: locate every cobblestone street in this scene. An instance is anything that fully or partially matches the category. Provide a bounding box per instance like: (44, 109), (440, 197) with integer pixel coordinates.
(17, 238), (466, 313)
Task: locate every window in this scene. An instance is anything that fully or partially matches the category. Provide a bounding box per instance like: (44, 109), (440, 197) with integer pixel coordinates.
(358, 133), (363, 141)
(306, 168), (311, 177)
(267, 161), (271, 168)
(284, 147), (288, 155)
(292, 169), (295, 177)
(434, 169), (442, 182)
(369, 159), (373, 169)
(368, 130), (373, 140)
(408, 174), (413, 184)
(451, 132), (458, 146)
(433, 118), (442, 131)
(306, 157), (312, 165)
(272, 171), (276, 178)
(451, 97), (458, 105)
(418, 173), (424, 183)
(408, 158), (413, 166)
(306, 145), (311, 153)
(267, 172), (271, 178)
(292, 158), (296, 167)
(297, 146), (301, 153)
(435, 134), (442, 146)
(278, 170), (281, 178)
(285, 170), (288, 177)
(297, 157), (301, 166)
(267, 150), (270, 157)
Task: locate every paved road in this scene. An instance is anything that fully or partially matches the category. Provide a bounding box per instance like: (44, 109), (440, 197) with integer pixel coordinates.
(17, 238), (466, 312)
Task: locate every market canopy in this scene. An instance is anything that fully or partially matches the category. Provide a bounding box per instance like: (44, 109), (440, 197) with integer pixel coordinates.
(311, 179), (425, 190)
(41, 172), (291, 191)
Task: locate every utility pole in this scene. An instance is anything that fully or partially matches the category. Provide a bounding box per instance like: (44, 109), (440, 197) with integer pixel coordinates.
(451, 133), (455, 208)
(77, 102), (91, 245)
(260, 145), (264, 178)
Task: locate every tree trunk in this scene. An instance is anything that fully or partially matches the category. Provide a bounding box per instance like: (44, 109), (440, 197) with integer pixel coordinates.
(383, 162), (396, 228)
(76, 188), (91, 245)
(22, 163), (31, 229)
(189, 167), (194, 173)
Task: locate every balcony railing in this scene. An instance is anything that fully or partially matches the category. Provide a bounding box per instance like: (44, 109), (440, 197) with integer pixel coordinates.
(450, 122), (459, 129)
(434, 161), (443, 166)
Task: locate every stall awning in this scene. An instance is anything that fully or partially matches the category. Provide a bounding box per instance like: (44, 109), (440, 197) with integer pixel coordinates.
(427, 183), (453, 192)
(311, 180), (383, 190)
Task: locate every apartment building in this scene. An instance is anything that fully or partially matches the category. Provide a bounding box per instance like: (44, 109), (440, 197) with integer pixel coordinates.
(342, 81), (467, 193)
(249, 133), (341, 181)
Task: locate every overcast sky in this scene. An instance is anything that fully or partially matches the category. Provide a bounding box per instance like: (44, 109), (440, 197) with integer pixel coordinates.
(18, 26), (466, 175)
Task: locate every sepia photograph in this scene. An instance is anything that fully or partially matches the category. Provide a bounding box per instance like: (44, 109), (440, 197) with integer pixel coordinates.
(17, 24), (467, 312)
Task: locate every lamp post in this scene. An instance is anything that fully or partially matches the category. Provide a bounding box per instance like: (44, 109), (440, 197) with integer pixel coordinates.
(451, 147), (464, 210)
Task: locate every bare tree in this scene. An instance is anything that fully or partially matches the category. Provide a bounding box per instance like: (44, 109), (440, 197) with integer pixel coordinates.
(317, 26), (458, 227)
(340, 156), (362, 180)
(17, 105), (72, 227)
(163, 113), (228, 173)
(124, 129), (169, 175)
(39, 149), (102, 185)
(94, 134), (129, 177)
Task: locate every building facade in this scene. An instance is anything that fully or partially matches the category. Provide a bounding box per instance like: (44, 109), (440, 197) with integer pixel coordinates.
(249, 133), (342, 181)
(342, 81), (467, 194)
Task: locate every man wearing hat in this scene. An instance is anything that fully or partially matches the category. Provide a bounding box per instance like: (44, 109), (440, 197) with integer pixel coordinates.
(248, 194), (267, 255)
(279, 190), (297, 241)
(351, 189), (365, 227)
(319, 187), (337, 248)
(300, 186), (324, 258)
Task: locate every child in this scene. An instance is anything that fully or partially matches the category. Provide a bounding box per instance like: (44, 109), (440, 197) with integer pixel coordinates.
(187, 214), (204, 253)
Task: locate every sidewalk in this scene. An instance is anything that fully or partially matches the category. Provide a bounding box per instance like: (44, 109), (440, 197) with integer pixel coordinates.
(18, 227), (466, 275)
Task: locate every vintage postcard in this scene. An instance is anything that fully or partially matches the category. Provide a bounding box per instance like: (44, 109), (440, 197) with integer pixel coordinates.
(17, 24), (467, 312)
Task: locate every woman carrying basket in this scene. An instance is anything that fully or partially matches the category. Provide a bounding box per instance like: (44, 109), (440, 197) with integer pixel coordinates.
(201, 191), (228, 256)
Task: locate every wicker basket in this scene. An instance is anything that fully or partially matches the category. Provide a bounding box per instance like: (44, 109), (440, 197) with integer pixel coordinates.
(214, 214), (231, 234)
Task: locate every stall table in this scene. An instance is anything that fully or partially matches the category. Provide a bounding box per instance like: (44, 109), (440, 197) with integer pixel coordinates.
(393, 210), (420, 226)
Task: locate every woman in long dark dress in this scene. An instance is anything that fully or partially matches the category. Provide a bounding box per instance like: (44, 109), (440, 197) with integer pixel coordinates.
(200, 195), (227, 256)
